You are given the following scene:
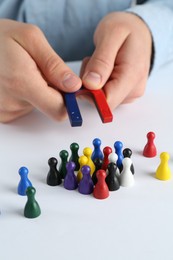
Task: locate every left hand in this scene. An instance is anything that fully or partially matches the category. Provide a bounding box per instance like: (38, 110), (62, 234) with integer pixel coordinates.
(80, 12), (153, 110)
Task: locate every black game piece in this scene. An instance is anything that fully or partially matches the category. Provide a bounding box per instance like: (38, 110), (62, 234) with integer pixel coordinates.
(105, 162), (120, 191)
(47, 157), (62, 186)
(92, 158), (103, 185)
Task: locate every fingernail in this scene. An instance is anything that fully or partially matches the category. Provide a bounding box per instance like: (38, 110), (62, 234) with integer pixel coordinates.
(83, 72), (101, 86)
(62, 73), (80, 89)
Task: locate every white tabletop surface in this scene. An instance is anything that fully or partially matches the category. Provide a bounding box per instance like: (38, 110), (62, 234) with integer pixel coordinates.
(0, 61), (173, 260)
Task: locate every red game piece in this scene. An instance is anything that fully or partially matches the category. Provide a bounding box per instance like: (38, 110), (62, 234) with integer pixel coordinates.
(93, 170), (109, 199)
(143, 131), (157, 157)
(102, 146), (112, 170)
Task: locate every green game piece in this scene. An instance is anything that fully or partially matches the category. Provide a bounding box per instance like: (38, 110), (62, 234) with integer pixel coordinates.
(24, 187), (41, 218)
(59, 150), (69, 179)
(69, 143), (80, 171)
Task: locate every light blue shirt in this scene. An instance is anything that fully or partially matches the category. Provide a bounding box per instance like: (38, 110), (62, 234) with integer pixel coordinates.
(0, 0), (173, 71)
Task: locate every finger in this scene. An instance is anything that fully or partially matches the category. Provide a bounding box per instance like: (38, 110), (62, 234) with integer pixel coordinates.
(82, 29), (129, 89)
(80, 57), (90, 78)
(0, 107), (33, 123)
(104, 35), (149, 110)
(104, 66), (147, 110)
(12, 23), (82, 92)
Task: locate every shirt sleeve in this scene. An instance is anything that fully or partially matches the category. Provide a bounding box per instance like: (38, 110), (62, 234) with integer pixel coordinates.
(0, 0), (23, 20)
(126, 0), (173, 72)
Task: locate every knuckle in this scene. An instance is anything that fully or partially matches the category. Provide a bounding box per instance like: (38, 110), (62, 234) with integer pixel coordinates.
(44, 55), (62, 77)
(93, 56), (112, 72)
(23, 24), (42, 42)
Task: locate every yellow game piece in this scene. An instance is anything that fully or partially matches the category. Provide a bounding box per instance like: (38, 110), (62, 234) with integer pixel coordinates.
(155, 152), (171, 181)
(83, 147), (96, 176)
(77, 155), (88, 182)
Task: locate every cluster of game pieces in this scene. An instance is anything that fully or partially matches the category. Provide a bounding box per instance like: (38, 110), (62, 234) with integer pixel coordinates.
(46, 138), (136, 200)
(46, 131), (172, 200)
(14, 131), (171, 219)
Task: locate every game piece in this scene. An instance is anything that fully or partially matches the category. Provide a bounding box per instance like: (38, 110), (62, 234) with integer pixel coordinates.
(92, 158), (103, 185)
(78, 165), (94, 194)
(105, 163), (120, 191)
(77, 155), (89, 182)
(91, 138), (103, 161)
(114, 141), (124, 169)
(93, 170), (109, 199)
(143, 131), (157, 157)
(120, 157), (134, 187)
(108, 152), (120, 179)
(18, 166), (32, 196)
(59, 150), (69, 179)
(102, 146), (112, 170)
(24, 187), (41, 219)
(155, 152), (171, 180)
(83, 147), (95, 175)
(47, 157), (62, 186)
(69, 142), (80, 171)
(64, 92), (82, 126)
(120, 148), (135, 174)
(64, 161), (78, 190)
(64, 87), (113, 127)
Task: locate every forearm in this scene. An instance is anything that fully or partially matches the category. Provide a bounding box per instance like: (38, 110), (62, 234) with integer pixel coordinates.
(127, 0), (173, 71)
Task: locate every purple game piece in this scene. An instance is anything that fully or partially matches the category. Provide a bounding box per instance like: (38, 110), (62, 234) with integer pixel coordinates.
(78, 165), (94, 195)
(64, 161), (78, 190)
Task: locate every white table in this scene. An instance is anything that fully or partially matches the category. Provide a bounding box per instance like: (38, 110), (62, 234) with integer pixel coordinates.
(0, 61), (173, 260)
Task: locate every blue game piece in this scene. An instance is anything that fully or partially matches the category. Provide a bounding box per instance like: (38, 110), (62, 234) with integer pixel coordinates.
(91, 138), (104, 161)
(114, 141), (124, 169)
(64, 161), (78, 190)
(78, 165), (94, 195)
(18, 166), (32, 196)
(64, 92), (83, 127)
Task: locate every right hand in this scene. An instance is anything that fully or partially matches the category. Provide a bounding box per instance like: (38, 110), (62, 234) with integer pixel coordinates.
(0, 19), (82, 123)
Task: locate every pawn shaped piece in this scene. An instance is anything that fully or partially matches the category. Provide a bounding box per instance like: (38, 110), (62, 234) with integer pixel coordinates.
(91, 138), (104, 161)
(143, 131), (157, 157)
(120, 157), (134, 187)
(92, 158), (103, 185)
(18, 166), (32, 196)
(59, 150), (69, 179)
(102, 146), (112, 170)
(155, 152), (171, 180)
(24, 187), (41, 218)
(69, 142), (80, 171)
(93, 170), (109, 199)
(114, 141), (124, 169)
(83, 147), (95, 175)
(78, 165), (94, 194)
(120, 148), (135, 174)
(106, 163), (120, 191)
(108, 152), (120, 179)
(64, 161), (78, 190)
(47, 157), (62, 186)
(77, 155), (88, 182)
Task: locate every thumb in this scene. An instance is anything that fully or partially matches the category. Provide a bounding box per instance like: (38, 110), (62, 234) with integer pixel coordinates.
(12, 24), (82, 92)
(82, 30), (129, 90)
(82, 36), (116, 90)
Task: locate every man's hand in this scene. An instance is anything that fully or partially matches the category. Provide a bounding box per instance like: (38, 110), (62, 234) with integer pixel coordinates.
(81, 12), (153, 110)
(0, 19), (82, 122)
